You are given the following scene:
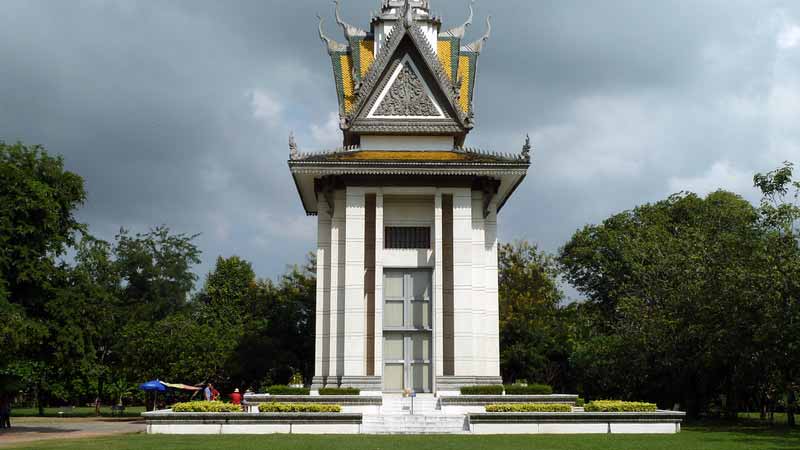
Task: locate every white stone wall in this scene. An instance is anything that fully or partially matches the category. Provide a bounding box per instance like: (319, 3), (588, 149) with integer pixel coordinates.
(313, 187), (502, 387)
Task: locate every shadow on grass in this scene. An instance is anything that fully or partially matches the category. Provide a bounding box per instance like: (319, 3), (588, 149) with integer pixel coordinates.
(685, 419), (800, 450)
(0, 426), (82, 435)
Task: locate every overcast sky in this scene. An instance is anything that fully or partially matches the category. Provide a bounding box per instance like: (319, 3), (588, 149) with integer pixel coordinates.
(2, 0), (799, 297)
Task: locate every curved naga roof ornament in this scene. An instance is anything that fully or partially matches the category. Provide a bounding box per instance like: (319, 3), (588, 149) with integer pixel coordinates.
(317, 15), (348, 54)
(334, 0), (367, 39)
(442, 0), (474, 39)
(462, 15), (491, 53)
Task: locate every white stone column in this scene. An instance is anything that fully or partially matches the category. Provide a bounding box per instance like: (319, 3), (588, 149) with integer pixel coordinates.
(484, 199), (501, 378)
(343, 187), (366, 377)
(433, 191), (444, 379)
(452, 188), (474, 376)
(314, 199), (332, 384)
(374, 190), (384, 377)
(329, 190), (347, 379)
(471, 191), (488, 376)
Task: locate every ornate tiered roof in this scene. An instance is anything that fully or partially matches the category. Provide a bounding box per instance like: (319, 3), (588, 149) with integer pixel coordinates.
(288, 1), (531, 216)
(318, 0), (491, 145)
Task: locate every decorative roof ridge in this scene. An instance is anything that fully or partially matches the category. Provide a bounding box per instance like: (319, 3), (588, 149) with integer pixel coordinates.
(456, 143), (531, 163)
(289, 135), (361, 161)
(343, 3), (468, 130)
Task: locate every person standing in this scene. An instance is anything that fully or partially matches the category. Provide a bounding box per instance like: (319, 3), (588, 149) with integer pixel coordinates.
(230, 389), (242, 406)
(0, 395), (10, 429)
(211, 385), (220, 402)
(203, 384), (212, 402)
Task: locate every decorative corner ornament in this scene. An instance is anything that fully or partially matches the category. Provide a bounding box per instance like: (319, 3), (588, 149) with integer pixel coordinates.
(463, 16), (492, 53)
(334, 0), (367, 38)
(522, 134), (532, 161)
(317, 15), (348, 54)
(442, 0), (474, 39)
(289, 131), (299, 160)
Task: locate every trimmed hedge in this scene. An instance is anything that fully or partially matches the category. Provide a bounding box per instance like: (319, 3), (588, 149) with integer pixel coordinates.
(576, 397), (586, 407)
(503, 384), (553, 395)
(584, 400), (657, 412)
(267, 385), (310, 396)
(172, 401), (241, 413)
(258, 403), (341, 413)
(486, 403), (572, 413)
(318, 387), (360, 396)
(460, 385), (504, 395)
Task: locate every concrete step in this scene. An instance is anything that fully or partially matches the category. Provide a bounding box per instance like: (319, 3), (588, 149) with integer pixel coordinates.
(362, 414), (467, 435)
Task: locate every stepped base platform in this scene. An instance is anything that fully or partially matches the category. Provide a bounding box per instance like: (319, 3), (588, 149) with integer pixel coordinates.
(144, 393), (685, 435)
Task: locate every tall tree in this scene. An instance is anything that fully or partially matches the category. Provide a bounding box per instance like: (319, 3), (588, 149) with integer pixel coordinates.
(754, 162), (800, 426)
(560, 191), (775, 417)
(498, 241), (571, 389)
(0, 141), (86, 414)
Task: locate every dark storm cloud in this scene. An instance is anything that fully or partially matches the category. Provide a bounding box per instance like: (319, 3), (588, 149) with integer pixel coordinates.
(1, 0), (799, 295)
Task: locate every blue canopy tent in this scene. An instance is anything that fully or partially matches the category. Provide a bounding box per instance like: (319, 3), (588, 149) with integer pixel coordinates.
(139, 380), (166, 411)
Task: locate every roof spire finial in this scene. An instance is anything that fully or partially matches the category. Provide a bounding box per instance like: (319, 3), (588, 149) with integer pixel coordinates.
(403, 0), (414, 28)
(522, 134), (532, 161)
(289, 131), (299, 160)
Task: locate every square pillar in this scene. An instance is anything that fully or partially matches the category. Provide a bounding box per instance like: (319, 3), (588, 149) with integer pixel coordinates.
(312, 199), (332, 388)
(434, 192), (444, 379)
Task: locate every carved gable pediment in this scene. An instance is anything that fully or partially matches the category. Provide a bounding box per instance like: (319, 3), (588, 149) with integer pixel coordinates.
(369, 57), (444, 119)
(345, 25), (469, 139)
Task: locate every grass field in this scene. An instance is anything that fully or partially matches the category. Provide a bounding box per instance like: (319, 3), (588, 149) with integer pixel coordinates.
(10, 406), (146, 418)
(4, 426), (800, 450)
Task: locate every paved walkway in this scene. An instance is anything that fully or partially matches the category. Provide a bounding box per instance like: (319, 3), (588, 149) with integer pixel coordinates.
(0, 417), (144, 447)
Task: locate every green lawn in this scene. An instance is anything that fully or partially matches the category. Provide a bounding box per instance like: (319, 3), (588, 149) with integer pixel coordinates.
(5, 426), (800, 450)
(10, 406), (146, 418)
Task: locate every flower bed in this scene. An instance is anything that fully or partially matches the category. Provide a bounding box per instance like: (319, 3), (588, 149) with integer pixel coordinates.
(486, 403), (572, 413)
(584, 401), (657, 412)
(258, 403), (341, 413)
(319, 387), (360, 396)
(172, 401), (241, 413)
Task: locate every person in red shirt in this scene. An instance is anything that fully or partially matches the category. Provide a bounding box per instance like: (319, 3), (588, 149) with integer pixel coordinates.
(230, 389), (242, 406)
(211, 385), (220, 401)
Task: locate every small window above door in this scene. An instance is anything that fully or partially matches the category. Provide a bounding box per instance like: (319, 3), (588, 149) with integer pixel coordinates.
(385, 227), (431, 249)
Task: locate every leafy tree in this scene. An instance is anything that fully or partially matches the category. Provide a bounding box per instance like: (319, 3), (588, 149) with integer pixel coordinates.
(233, 257), (316, 389)
(114, 226), (201, 324)
(498, 241), (571, 390)
(560, 191), (776, 417)
(0, 141), (86, 414)
(754, 162), (800, 426)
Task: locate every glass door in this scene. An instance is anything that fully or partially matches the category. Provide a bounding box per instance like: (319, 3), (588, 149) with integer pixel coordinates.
(383, 269), (432, 393)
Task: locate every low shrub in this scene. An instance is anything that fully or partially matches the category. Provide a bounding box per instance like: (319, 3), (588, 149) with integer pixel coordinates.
(172, 401), (241, 413)
(258, 403), (341, 413)
(318, 387), (360, 396)
(584, 400), (657, 412)
(267, 385), (310, 396)
(460, 385), (504, 395)
(503, 384), (553, 395)
(486, 403), (572, 413)
(576, 397), (585, 407)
